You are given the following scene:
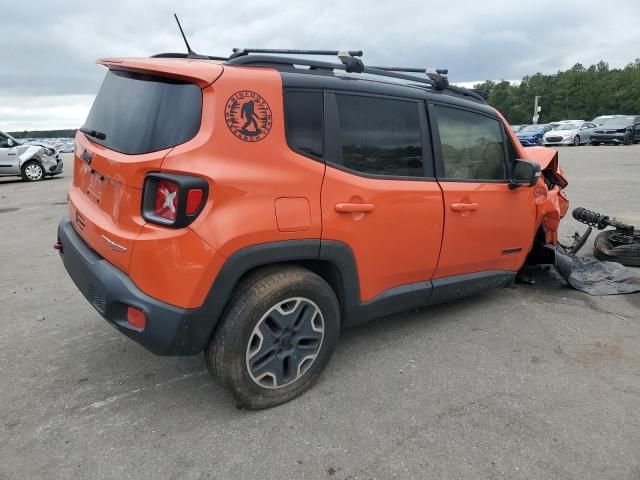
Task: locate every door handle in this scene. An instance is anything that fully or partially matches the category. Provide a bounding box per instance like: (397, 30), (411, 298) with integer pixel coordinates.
(450, 202), (479, 212)
(335, 202), (375, 213)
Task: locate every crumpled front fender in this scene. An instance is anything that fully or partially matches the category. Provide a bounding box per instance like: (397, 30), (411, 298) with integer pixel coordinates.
(17, 145), (57, 170)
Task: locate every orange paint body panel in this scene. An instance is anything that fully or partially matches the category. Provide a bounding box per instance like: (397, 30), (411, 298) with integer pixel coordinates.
(434, 182), (537, 278)
(321, 167), (444, 301)
(129, 224), (226, 308)
(169, 67), (324, 258)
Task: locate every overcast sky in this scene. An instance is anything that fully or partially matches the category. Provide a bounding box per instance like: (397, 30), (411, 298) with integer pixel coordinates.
(2, 0), (640, 131)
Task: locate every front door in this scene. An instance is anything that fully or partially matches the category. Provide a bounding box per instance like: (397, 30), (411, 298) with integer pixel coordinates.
(0, 134), (19, 175)
(429, 103), (537, 279)
(321, 92), (444, 302)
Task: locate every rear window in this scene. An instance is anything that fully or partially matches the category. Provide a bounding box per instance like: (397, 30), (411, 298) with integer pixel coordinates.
(83, 70), (202, 155)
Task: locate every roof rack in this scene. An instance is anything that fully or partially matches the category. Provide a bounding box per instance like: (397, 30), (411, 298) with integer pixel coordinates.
(149, 49), (485, 102)
(230, 48), (366, 73)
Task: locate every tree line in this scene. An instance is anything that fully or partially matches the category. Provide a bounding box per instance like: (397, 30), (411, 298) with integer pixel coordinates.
(474, 59), (640, 125)
(9, 129), (76, 139)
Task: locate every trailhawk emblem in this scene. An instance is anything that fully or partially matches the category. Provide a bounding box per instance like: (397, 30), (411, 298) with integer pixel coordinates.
(225, 91), (273, 142)
(100, 235), (127, 253)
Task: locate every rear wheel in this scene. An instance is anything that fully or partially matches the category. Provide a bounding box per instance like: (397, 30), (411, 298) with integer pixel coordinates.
(21, 160), (44, 181)
(573, 136), (580, 146)
(205, 266), (340, 409)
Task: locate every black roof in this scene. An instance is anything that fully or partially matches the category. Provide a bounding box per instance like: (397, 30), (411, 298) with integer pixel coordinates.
(152, 48), (488, 107)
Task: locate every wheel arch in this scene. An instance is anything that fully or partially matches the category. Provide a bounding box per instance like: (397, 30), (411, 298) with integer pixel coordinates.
(197, 239), (361, 350)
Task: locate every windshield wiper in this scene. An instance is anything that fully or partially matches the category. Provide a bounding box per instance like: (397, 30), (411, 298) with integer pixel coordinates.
(79, 127), (107, 141)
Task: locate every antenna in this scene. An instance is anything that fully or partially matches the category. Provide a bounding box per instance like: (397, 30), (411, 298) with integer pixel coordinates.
(173, 14), (208, 59)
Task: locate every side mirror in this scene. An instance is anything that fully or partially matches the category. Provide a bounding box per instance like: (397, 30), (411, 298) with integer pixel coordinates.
(509, 159), (541, 190)
(635, 123), (640, 129)
(7, 138), (14, 147)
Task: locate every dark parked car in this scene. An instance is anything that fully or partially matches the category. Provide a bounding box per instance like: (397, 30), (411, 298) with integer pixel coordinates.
(516, 124), (554, 146)
(591, 116), (640, 145)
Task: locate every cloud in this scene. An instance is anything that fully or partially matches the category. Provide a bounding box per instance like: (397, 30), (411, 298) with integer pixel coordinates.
(3, 0), (640, 129)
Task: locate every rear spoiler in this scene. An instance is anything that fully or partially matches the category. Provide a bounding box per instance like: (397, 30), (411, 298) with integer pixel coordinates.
(97, 57), (223, 88)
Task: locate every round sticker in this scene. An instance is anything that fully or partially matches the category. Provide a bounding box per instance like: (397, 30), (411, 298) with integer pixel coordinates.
(224, 90), (273, 142)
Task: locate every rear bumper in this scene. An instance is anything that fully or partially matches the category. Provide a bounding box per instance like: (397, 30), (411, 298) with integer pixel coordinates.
(57, 216), (211, 355)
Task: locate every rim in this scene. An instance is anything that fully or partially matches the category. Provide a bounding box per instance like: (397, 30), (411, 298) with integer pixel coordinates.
(25, 163), (43, 180)
(246, 297), (325, 389)
(574, 137), (580, 145)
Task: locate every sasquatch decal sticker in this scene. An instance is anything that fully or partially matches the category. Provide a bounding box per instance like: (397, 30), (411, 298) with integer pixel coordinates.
(225, 91), (273, 142)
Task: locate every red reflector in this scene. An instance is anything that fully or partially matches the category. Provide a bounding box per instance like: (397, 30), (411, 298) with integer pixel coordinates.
(154, 180), (179, 221)
(186, 189), (204, 215)
(127, 307), (146, 329)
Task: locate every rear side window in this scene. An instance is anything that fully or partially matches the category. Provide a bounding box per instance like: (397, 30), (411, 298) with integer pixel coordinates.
(284, 90), (323, 159)
(83, 70), (202, 155)
(433, 105), (507, 180)
(336, 95), (424, 177)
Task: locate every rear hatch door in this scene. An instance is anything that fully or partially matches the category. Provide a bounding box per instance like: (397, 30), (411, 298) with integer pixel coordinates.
(69, 60), (222, 272)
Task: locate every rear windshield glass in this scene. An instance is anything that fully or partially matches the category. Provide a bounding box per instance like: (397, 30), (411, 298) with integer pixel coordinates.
(83, 70), (202, 155)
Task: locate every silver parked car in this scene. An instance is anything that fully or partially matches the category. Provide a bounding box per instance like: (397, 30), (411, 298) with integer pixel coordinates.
(543, 121), (597, 146)
(0, 131), (63, 181)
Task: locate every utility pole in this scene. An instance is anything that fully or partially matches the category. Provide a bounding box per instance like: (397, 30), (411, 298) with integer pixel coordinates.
(532, 96), (541, 125)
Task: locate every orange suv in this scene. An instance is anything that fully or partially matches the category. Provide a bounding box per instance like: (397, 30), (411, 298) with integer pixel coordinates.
(57, 49), (569, 408)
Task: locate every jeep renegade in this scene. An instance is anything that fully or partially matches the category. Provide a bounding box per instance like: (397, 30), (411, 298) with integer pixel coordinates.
(57, 49), (569, 408)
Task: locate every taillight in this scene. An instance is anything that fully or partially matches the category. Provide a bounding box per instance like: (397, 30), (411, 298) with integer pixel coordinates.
(154, 180), (179, 221)
(142, 173), (208, 227)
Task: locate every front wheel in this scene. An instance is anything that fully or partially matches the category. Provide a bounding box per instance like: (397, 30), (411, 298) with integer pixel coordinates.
(624, 133), (632, 145)
(205, 266), (340, 409)
(591, 141), (600, 146)
(21, 160), (44, 181)
(573, 136), (580, 146)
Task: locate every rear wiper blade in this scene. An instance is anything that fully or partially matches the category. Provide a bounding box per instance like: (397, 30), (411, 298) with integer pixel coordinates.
(79, 127), (107, 140)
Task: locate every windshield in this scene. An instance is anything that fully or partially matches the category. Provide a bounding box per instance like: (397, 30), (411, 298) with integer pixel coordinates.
(601, 117), (633, 127)
(83, 70), (202, 155)
(554, 123), (580, 131)
(519, 125), (544, 133)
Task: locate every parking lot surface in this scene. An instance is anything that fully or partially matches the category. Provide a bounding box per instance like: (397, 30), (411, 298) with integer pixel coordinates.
(1, 145), (639, 480)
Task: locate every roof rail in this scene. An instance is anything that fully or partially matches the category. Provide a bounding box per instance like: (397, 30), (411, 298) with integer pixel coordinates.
(148, 49), (485, 102)
(230, 48), (365, 73)
(225, 54), (485, 102)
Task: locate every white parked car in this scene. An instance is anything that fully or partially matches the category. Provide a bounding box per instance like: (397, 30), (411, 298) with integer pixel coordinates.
(0, 131), (63, 181)
(543, 121), (597, 146)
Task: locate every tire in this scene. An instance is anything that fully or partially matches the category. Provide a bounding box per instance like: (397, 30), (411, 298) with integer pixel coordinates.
(591, 141), (600, 146)
(593, 230), (640, 267)
(624, 133), (632, 145)
(573, 136), (580, 146)
(21, 160), (44, 182)
(205, 265), (340, 409)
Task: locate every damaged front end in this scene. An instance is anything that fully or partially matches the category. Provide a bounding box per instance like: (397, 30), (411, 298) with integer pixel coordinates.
(521, 147), (575, 279)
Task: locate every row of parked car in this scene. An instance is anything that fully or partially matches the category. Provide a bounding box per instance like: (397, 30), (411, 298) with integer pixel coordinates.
(512, 115), (640, 147)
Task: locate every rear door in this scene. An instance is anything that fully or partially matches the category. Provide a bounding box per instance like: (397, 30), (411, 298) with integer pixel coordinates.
(430, 103), (537, 279)
(321, 91), (444, 302)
